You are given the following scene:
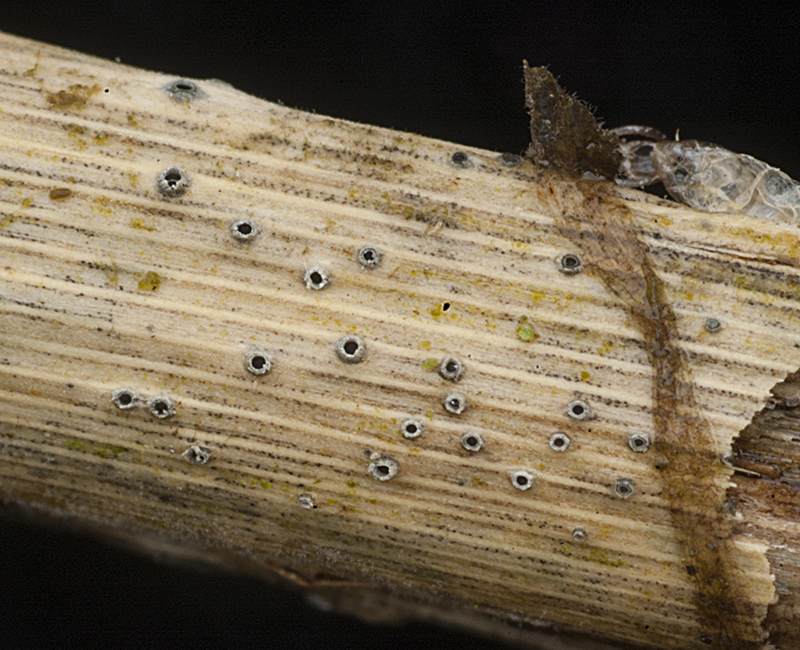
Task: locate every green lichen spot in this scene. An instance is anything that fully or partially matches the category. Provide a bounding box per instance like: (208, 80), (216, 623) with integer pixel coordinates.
(597, 341), (614, 355)
(260, 480), (272, 489)
(138, 271), (161, 292)
(422, 358), (438, 371)
(94, 444), (127, 458)
(429, 305), (442, 319)
(346, 478), (356, 488)
(67, 440), (87, 451)
(516, 316), (539, 342)
(369, 498), (377, 504)
(580, 370), (591, 381)
(46, 84), (101, 110)
(130, 218), (156, 231)
(419, 340), (431, 349)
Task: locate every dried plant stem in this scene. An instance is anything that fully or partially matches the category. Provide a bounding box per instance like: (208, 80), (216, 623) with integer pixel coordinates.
(1, 32), (798, 650)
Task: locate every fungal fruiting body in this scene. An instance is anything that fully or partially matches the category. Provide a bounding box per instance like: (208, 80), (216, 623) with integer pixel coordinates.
(400, 419), (423, 440)
(357, 245), (382, 269)
(182, 445), (211, 465)
(156, 167), (189, 197)
(335, 335), (366, 364)
(245, 350), (272, 376)
(510, 470), (534, 491)
(112, 388), (139, 410)
(230, 219), (259, 241)
(438, 356), (465, 382)
(460, 431), (484, 452)
(369, 455), (400, 481)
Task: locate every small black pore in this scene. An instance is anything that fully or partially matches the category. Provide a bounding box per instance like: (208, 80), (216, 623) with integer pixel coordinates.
(401, 418), (423, 439)
(304, 266), (330, 290)
(500, 152), (522, 167)
(230, 219), (259, 241)
(443, 391), (467, 414)
(149, 396), (176, 419)
(566, 399), (591, 420)
(558, 253), (583, 275)
(336, 335), (367, 364)
(112, 388), (138, 410)
(450, 151), (471, 168)
(358, 245), (382, 269)
(460, 431), (483, 452)
(164, 79), (203, 101)
(438, 356), (464, 382)
(157, 167), (189, 197)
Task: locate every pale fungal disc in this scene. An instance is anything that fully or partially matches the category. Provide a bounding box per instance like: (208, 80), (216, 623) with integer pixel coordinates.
(304, 266), (331, 290)
(369, 456), (400, 481)
(460, 431), (484, 452)
(182, 445), (210, 465)
(149, 395), (177, 419)
(401, 419), (423, 440)
(500, 152), (522, 167)
(566, 399), (591, 420)
(510, 470), (534, 491)
(357, 245), (382, 269)
(628, 431), (651, 453)
(245, 350), (272, 376)
(112, 388), (138, 410)
(335, 335), (367, 364)
(443, 391), (468, 415)
(156, 167), (189, 197)
(557, 253), (583, 275)
(549, 432), (571, 451)
(449, 151), (471, 168)
(298, 494), (316, 509)
(438, 356), (465, 382)
(164, 79), (202, 100)
(614, 478), (636, 499)
(230, 219), (259, 241)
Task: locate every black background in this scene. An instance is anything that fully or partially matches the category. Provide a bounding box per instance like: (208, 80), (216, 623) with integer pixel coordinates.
(1, 2), (799, 649)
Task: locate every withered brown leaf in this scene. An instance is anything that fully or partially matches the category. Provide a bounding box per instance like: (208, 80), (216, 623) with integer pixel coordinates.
(524, 63), (621, 179)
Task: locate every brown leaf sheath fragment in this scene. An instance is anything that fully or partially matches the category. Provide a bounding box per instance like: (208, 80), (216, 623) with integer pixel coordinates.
(525, 67), (765, 648)
(555, 182), (762, 649)
(523, 63), (621, 179)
